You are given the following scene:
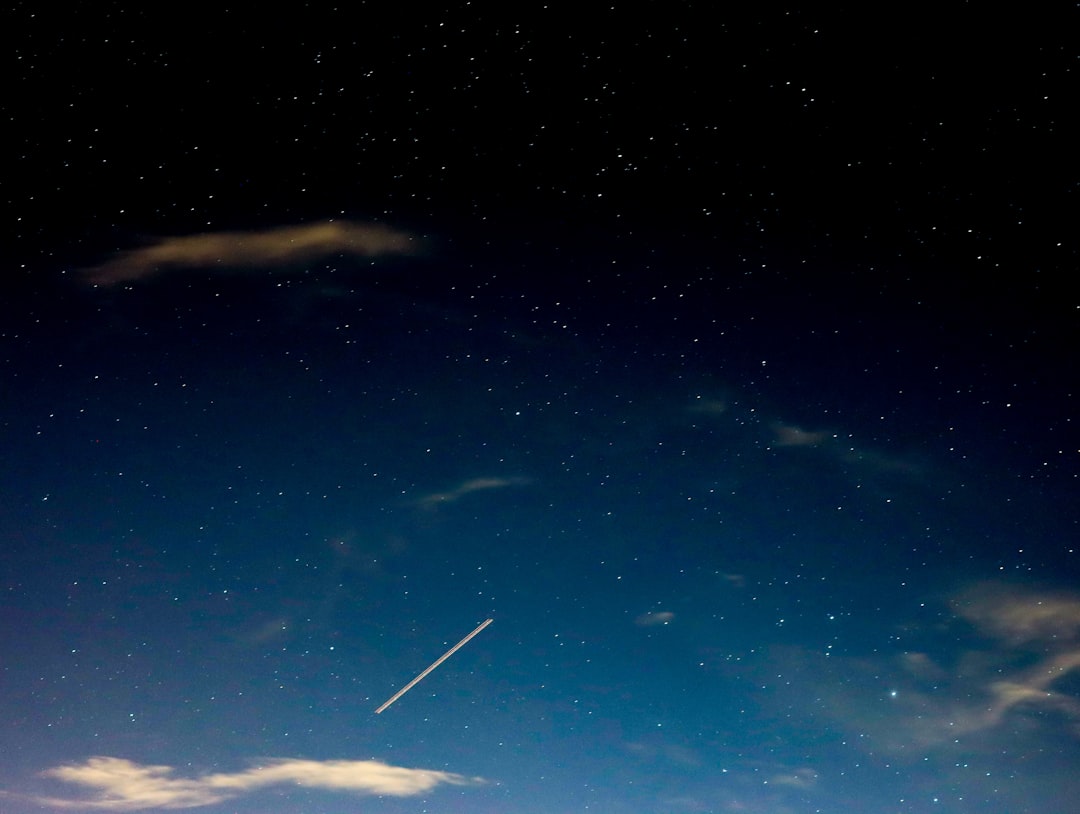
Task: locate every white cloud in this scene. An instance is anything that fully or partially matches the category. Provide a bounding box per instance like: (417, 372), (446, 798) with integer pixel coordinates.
(24, 756), (483, 810)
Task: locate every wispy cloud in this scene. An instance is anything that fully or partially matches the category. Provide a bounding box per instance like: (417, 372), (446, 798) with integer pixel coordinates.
(719, 572), (746, 588)
(687, 395), (921, 479)
(762, 580), (1080, 759)
(770, 422), (829, 448)
(21, 756), (483, 810)
(939, 581), (1080, 732)
(82, 220), (421, 285)
(686, 397), (728, 416)
(635, 610), (675, 627)
(952, 581), (1080, 645)
(413, 476), (530, 508)
(768, 767), (819, 789)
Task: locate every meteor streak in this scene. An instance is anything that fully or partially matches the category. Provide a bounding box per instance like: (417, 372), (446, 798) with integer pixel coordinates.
(375, 618), (493, 714)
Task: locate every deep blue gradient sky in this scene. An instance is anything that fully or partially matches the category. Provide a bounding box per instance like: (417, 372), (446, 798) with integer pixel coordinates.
(4, 5), (1078, 813)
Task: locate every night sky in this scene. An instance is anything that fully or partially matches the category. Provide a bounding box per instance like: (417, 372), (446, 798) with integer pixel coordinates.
(3, 5), (1078, 813)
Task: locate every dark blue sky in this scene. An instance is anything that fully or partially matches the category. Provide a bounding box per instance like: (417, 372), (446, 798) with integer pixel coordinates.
(4, 5), (1078, 813)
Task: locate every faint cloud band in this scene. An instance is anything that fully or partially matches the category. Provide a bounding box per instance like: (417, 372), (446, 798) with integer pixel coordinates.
(82, 220), (421, 285)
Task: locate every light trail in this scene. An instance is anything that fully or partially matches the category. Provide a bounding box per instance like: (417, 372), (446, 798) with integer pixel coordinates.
(375, 618), (493, 714)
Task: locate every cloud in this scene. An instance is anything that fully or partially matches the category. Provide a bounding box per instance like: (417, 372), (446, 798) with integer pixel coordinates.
(686, 398), (728, 416)
(687, 395), (922, 481)
(937, 582), (1080, 732)
(899, 651), (948, 682)
(82, 220), (421, 285)
(952, 582), (1080, 645)
(768, 767), (818, 789)
(763, 581), (1080, 762)
(770, 423), (829, 448)
(24, 756), (483, 810)
(414, 476), (530, 508)
(719, 572), (746, 588)
(635, 610), (675, 627)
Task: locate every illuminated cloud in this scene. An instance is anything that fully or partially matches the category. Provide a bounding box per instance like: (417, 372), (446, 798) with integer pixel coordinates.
(953, 582), (1080, 645)
(25, 756), (483, 810)
(765, 581), (1080, 762)
(82, 220), (421, 285)
(414, 476), (530, 508)
(936, 582), (1080, 732)
(635, 610), (675, 627)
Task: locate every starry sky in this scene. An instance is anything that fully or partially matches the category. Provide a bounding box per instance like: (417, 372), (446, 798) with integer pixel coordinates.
(3, 5), (1078, 813)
